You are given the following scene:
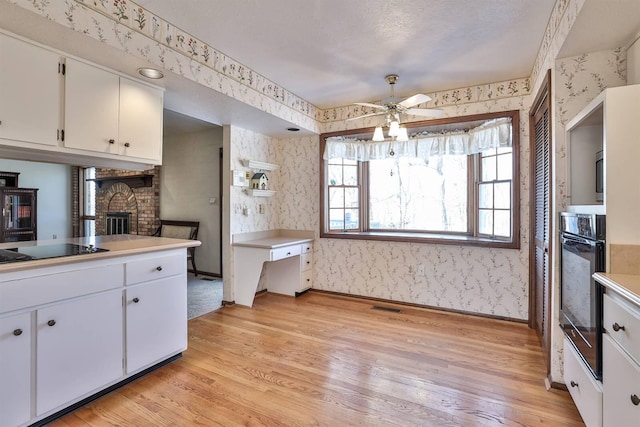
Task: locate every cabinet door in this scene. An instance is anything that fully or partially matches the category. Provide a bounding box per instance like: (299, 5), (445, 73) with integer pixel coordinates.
(0, 33), (60, 146)
(119, 77), (163, 161)
(0, 312), (32, 427)
(36, 291), (123, 416)
(603, 334), (640, 427)
(126, 276), (187, 374)
(64, 58), (119, 153)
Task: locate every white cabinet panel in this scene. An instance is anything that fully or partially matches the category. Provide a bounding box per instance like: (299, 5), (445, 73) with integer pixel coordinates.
(0, 312), (32, 427)
(126, 276), (187, 373)
(64, 58), (120, 153)
(36, 290), (123, 415)
(564, 338), (602, 427)
(0, 33), (60, 146)
(119, 77), (163, 160)
(126, 251), (185, 285)
(603, 334), (640, 427)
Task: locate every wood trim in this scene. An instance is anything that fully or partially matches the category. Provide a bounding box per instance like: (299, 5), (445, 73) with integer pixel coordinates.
(310, 289), (528, 323)
(528, 69), (553, 377)
(319, 110), (520, 249)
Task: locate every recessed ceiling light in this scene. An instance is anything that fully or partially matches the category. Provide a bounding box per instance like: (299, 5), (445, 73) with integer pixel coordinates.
(137, 67), (164, 79)
(287, 127), (300, 132)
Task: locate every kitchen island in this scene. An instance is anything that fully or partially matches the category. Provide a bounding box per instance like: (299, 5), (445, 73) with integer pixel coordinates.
(0, 234), (200, 427)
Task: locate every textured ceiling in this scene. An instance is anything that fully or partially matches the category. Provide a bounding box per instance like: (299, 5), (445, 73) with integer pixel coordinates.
(135, 0), (557, 109)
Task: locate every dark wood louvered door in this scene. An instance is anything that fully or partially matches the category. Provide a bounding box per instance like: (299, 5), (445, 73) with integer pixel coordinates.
(529, 70), (552, 376)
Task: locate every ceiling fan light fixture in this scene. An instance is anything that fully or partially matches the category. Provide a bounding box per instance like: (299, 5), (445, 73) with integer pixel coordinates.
(372, 126), (385, 141)
(397, 126), (409, 142)
(388, 120), (400, 137)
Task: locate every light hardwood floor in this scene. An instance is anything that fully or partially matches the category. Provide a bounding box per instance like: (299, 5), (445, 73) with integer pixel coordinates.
(52, 292), (584, 426)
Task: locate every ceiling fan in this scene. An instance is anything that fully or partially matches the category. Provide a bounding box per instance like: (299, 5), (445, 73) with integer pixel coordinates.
(347, 74), (443, 124)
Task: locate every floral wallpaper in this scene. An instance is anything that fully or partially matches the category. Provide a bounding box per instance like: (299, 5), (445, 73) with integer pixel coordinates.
(548, 49), (626, 381)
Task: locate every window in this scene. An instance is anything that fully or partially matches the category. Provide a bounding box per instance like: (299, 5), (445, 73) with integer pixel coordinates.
(80, 167), (96, 237)
(320, 111), (520, 248)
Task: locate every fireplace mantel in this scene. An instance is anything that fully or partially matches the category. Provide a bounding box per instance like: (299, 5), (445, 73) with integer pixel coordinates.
(89, 174), (153, 189)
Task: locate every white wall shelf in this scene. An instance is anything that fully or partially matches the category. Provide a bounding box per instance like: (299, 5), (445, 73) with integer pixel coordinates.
(241, 159), (278, 171)
(245, 189), (276, 197)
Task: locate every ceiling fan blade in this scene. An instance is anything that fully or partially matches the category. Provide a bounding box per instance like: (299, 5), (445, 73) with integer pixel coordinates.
(346, 111), (387, 121)
(354, 102), (387, 110)
(404, 108), (444, 118)
(398, 94), (432, 108)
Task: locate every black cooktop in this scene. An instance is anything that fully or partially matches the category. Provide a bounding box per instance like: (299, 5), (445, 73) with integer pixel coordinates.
(0, 243), (108, 263)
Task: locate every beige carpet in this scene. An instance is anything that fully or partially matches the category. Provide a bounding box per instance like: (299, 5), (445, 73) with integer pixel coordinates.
(187, 274), (223, 319)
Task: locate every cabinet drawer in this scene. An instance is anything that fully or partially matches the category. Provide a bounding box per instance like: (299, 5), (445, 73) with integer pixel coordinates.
(603, 334), (640, 427)
(564, 338), (602, 427)
(301, 242), (313, 254)
(0, 263), (123, 313)
(299, 270), (312, 292)
(271, 245), (301, 261)
(604, 293), (640, 364)
(126, 251), (186, 285)
(301, 252), (313, 271)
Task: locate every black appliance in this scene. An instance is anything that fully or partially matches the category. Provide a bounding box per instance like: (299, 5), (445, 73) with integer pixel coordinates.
(0, 243), (108, 263)
(560, 212), (605, 380)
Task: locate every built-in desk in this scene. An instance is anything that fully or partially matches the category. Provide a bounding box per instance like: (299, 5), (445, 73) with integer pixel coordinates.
(233, 230), (314, 307)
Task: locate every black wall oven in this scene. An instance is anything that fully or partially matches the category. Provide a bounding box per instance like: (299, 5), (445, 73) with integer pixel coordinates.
(560, 212), (605, 380)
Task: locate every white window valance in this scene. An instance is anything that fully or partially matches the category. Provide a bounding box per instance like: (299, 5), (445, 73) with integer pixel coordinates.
(324, 117), (512, 161)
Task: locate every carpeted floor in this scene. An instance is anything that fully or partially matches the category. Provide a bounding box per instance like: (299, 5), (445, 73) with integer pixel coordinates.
(187, 274), (223, 319)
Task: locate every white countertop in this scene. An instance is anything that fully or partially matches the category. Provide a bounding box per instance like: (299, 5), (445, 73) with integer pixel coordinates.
(594, 272), (640, 306)
(232, 229), (314, 249)
(0, 234), (200, 273)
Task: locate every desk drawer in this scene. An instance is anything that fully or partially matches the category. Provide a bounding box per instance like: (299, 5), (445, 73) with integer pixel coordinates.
(271, 245), (301, 261)
(299, 270), (312, 292)
(604, 293), (640, 365)
(301, 252), (313, 271)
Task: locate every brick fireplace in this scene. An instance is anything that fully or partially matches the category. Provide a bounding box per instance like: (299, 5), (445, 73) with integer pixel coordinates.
(94, 167), (161, 236)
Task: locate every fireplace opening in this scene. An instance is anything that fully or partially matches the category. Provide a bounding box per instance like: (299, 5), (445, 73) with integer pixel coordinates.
(105, 212), (131, 235)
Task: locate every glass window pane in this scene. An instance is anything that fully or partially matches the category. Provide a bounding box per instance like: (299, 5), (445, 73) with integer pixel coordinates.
(343, 158), (357, 166)
(368, 155), (467, 232)
(494, 210), (511, 237)
(328, 187), (344, 209)
(344, 188), (359, 208)
(497, 154), (512, 180)
(345, 209), (359, 229)
(329, 209), (344, 230)
(478, 183), (493, 209)
(494, 182), (511, 209)
(343, 165), (358, 185)
(497, 147), (512, 155)
(478, 209), (493, 235)
(328, 165), (343, 186)
(481, 156), (496, 181)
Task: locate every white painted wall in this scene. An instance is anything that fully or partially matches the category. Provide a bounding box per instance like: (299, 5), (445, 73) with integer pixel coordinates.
(0, 159), (72, 240)
(160, 128), (223, 276)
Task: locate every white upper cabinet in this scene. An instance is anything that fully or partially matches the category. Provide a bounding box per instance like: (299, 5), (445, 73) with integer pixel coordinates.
(0, 32), (60, 147)
(65, 59), (163, 163)
(119, 77), (163, 160)
(64, 58), (120, 154)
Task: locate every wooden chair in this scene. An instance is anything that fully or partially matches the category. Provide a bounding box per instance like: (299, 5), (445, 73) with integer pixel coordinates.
(153, 220), (200, 276)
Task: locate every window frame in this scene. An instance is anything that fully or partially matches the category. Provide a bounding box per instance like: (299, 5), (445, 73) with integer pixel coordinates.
(319, 110), (520, 249)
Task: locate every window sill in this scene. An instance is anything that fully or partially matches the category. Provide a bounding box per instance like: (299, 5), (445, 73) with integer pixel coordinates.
(320, 230), (519, 249)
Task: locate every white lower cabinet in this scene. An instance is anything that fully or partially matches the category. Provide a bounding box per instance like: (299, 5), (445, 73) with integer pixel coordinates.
(0, 312), (32, 427)
(36, 290), (123, 415)
(126, 276), (187, 374)
(564, 338), (603, 427)
(603, 334), (640, 426)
